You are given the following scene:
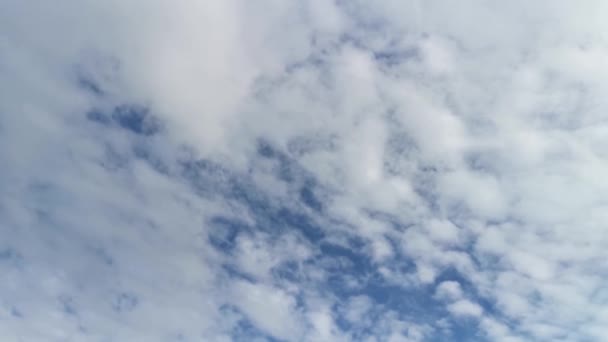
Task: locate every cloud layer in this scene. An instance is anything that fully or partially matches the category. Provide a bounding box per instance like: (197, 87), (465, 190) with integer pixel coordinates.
(2, 1), (608, 341)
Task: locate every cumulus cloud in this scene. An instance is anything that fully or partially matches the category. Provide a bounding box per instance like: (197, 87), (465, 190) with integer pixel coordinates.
(2, 0), (608, 341)
(447, 299), (484, 318)
(435, 281), (463, 301)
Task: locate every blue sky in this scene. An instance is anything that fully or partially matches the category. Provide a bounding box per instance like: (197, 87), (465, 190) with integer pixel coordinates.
(2, 1), (608, 341)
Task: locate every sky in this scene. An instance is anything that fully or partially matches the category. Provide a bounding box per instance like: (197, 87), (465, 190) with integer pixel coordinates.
(2, 1), (608, 341)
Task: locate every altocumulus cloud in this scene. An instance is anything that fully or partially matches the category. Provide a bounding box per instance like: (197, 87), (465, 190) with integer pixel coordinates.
(2, 1), (608, 341)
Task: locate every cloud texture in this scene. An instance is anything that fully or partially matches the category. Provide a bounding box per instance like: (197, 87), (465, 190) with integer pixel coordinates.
(2, 1), (608, 341)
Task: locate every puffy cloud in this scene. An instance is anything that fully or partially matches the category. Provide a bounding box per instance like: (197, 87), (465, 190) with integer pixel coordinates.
(447, 300), (483, 318)
(435, 281), (463, 301)
(230, 280), (303, 341)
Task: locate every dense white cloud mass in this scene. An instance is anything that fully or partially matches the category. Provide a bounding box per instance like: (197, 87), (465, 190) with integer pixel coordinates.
(2, 1), (608, 341)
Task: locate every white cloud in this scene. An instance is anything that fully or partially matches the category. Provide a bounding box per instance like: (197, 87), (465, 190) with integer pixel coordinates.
(447, 299), (483, 318)
(230, 280), (303, 341)
(233, 232), (312, 281)
(425, 219), (461, 245)
(435, 281), (463, 301)
(306, 308), (348, 342)
(343, 295), (373, 323)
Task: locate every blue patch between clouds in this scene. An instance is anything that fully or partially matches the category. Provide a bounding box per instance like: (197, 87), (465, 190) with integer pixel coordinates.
(0, 248), (21, 261)
(10, 307), (23, 318)
(208, 217), (248, 252)
(87, 245), (114, 267)
(222, 265), (258, 283)
(188, 145), (326, 248)
(58, 295), (77, 316)
(180, 139), (497, 340)
(77, 75), (104, 96)
(271, 260), (301, 283)
(111, 105), (159, 136)
(87, 104), (161, 136)
(299, 183), (323, 212)
(373, 49), (418, 66)
(320, 241), (372, 272)
(112, 292), (139, 313)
